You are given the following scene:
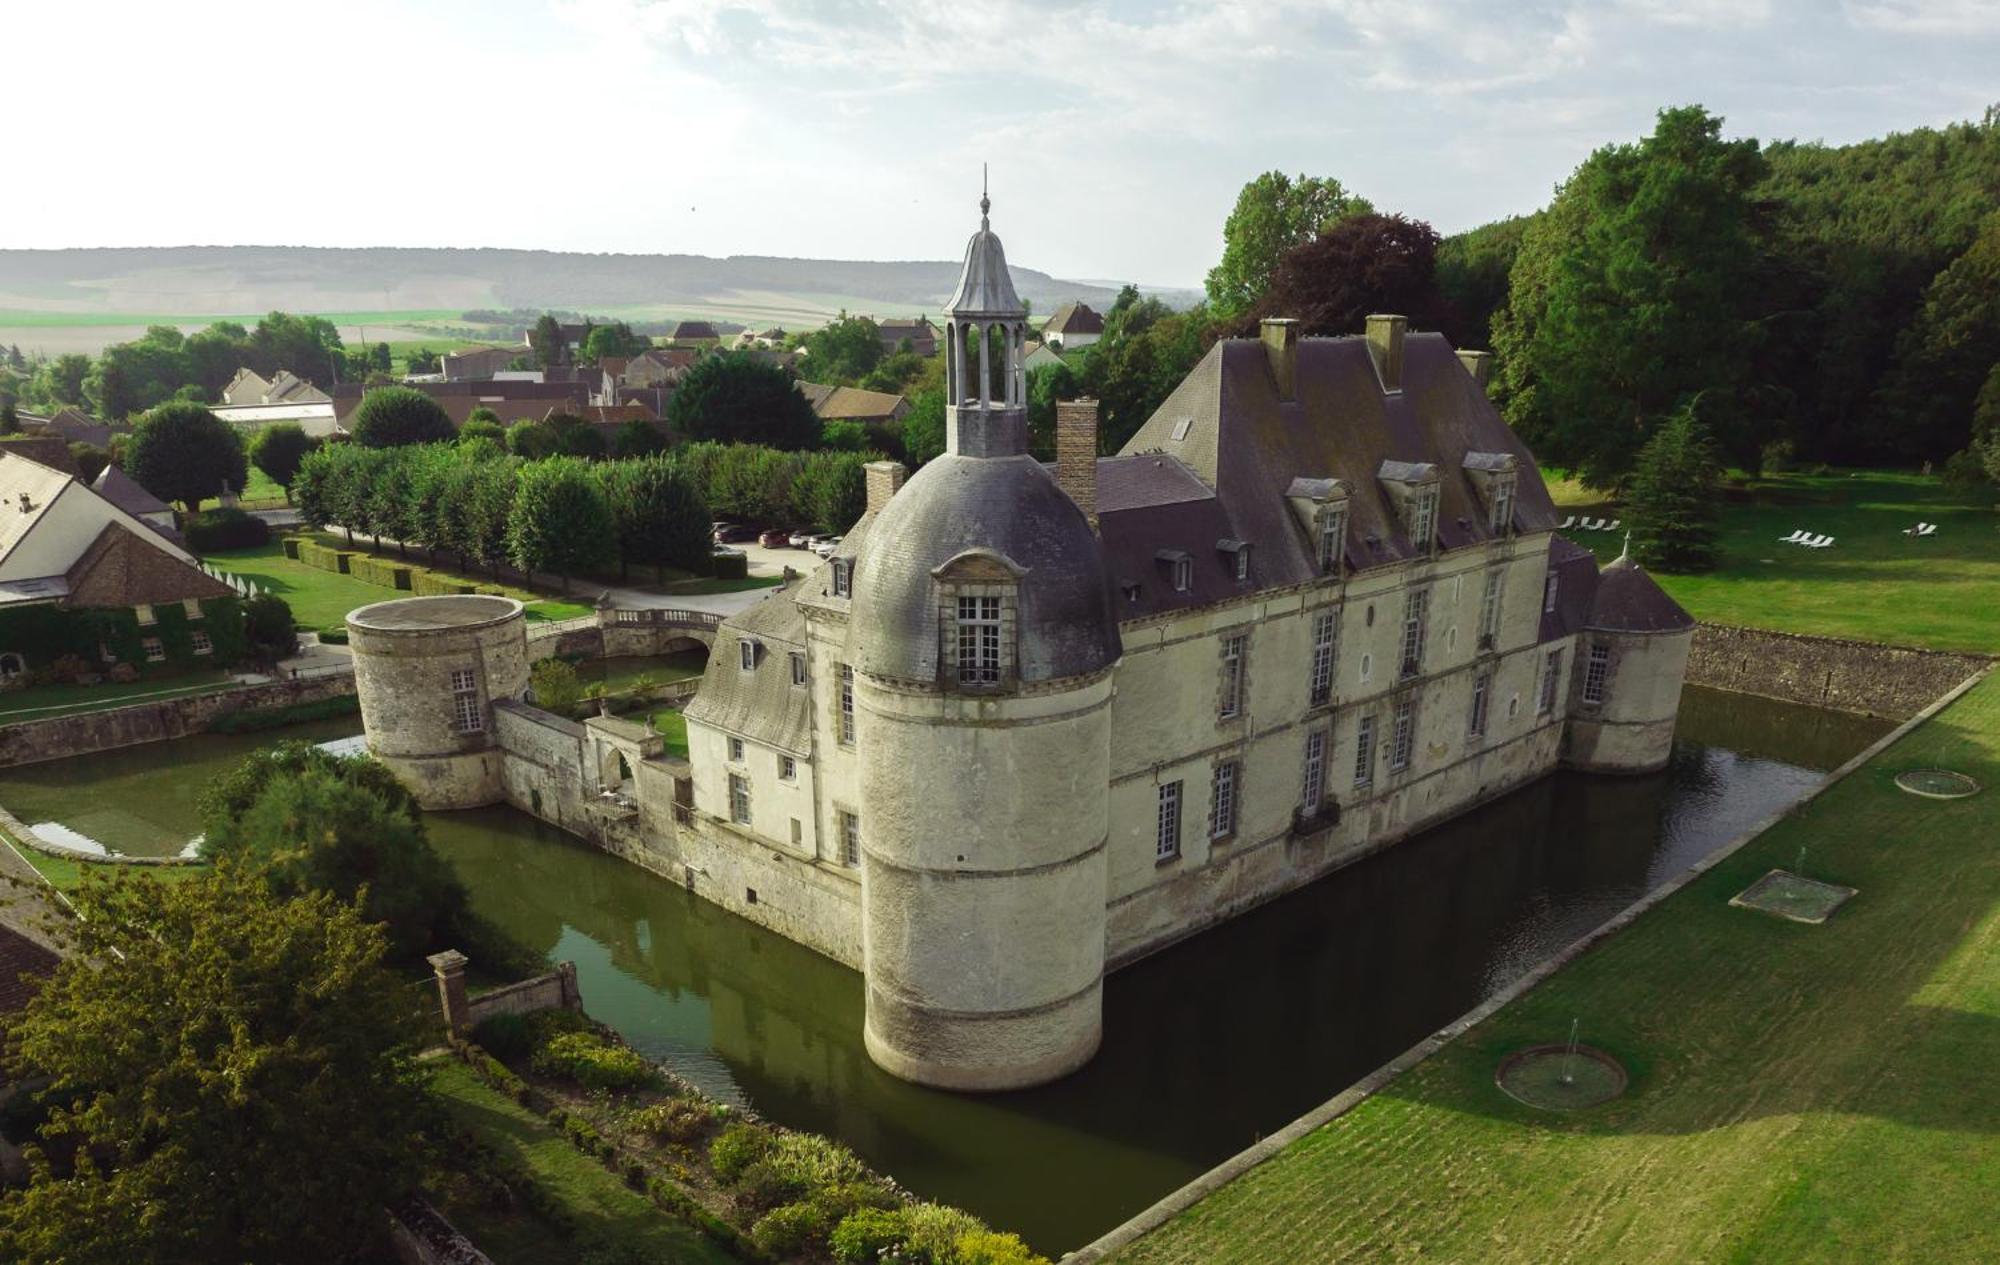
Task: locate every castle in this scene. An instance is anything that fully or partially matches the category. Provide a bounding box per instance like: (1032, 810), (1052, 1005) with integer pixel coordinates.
(349, 196), (1694, 1092)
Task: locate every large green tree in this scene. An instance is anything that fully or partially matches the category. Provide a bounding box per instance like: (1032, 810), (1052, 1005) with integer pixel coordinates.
(350, 386), (455, 447)
(0, 863), (427, 1264)
(1205, 171), (1375, 319)
(1241, 213), (1449, 337)
(801, 312), (884, 385)
(508, 455), (618, 587)
(248, 312), (344, 386)
(184, 321), (253, 399)
(1874, 212), (2000, 462)
(529, 314), (570, 368)
(247, 422), (317, 502)
(125, 401), (248, 513)
(667, 351), (820, 449)
(1492, 105), (1767, 485)
(1627, 402), (1725, 572)
(594, 455), (712, 578)
(86, 326), (195, 420)
(582, 321), (649, 362)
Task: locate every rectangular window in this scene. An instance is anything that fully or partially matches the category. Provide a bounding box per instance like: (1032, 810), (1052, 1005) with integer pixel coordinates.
(1233, 545), (1251, 581)
(728, 773), (751, 824)
(738, 640), (756, 671)
(1490, 477), (1515, 534)
(956, 595), (1002, 684)
(1309, 610), (1337, 706)
(182, 598), (204, 619)
(831, 559), (851, 598)
(1174, 556), (1193, 592)
(1318, 508), (1345, 573)
(838, 664), (855, 745)
(1353, 715), (1376, 787)
(190, 630), (213, 655)
(449, 667), (481, 733)
(1583, 643), (1611, 704)
(789, 652), (807, 687)
(1390, 698), (1416, 771)
(780, 755), (797, 780)
(728, 736), (745, 762)
(1539, 648), (1564, 714)
(1410, 488), (1438, 551)
(141, 635), (166, 663)
(839, 810), (861, 867)
(1479, 570), (1502, 646)
(1302, 729), (1327, 810)
(1218, 634), (1246, 718)
(1544, 572), (1560, 614)
(1470, 671), (1491, 736)
(1209, 761), (1240, 840)
(1155, 781), (1183, 860)
(1400, 589), (1429, 679)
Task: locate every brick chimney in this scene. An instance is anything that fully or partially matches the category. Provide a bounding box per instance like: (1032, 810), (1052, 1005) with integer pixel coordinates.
(1055, 397), (1100, 524)
(1260, 318), (1299, 402)
(1366, 314), (1406, 392)
(1456, 349), (1492, 388)
(863, 460), (907, 515)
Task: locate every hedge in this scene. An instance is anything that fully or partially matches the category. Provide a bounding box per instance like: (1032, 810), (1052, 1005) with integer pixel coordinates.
(297, 540), (354, 574)
(710, 549), (749, 580)
(349, 555), (413, 590)
(185, 507), (270, 552)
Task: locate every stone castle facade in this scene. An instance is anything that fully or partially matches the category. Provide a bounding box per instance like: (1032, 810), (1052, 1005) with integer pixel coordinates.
(350, 198), (1694, 1093)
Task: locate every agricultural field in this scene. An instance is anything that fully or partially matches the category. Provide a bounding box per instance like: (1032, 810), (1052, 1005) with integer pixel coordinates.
(1116, 671), (2000, 1264)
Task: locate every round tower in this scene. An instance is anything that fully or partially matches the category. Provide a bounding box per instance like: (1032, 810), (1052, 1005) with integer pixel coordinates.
(1565, 554), (1695, 774)
(851, 188), (1121, 1090)
(348, 594), (530, 809)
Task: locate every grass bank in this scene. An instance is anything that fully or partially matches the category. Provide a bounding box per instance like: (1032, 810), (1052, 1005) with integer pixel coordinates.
(1114, 670), (2000, 1264)
(1549, 469), (1998, 653)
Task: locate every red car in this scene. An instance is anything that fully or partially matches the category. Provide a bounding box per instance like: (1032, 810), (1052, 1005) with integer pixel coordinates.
(758, 529), (791, 549)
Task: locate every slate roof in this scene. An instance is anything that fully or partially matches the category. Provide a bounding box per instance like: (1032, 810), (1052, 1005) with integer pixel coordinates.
(684, 593), (813, 755)
(1540, 535), (1601, 642)
(1587, 556), (1695, 633)
(799, 384), (908, 421)
(33, 407), (117, 447)
(668, 320), (720, 342)
(1043, 302), (1104, 336)
(92, 464), (172, 519)
(65, 522), (234, 608)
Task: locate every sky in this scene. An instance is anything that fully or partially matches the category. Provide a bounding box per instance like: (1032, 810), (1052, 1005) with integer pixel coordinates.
(8, 0), (1999, 288)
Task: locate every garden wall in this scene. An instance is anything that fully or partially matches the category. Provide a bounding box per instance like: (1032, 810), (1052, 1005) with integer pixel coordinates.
(1687, 624), (1988, 720)
(0, 675), (357, 768)
(468, 962), (583, 1026)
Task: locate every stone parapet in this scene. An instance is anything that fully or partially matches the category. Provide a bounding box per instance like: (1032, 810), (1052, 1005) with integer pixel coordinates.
(1686, 623), (1988, 720)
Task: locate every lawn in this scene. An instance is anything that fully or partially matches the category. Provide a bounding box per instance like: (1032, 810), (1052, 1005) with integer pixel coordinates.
(197, 466), (287, 511)
(1114, 670), (2000, 1264)
(205, 538), (587, 635)
(426, 1059), (732, 1265)
(1548, 469), (2000, 653)
(0, 670), (236, 721)
(651, 708), (690, 757)
(13, 848), (208, 891)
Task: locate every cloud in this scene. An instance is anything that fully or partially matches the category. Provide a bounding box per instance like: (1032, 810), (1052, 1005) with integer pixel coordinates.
(1843, 0), (2000, 33)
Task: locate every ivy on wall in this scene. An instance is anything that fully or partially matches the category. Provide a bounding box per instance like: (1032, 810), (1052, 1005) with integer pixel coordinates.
(0, 597), (248, 674)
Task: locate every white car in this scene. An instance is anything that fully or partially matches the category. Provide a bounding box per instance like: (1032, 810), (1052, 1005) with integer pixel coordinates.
(812, 536), (843, 558)
(787, 529), (816, 548)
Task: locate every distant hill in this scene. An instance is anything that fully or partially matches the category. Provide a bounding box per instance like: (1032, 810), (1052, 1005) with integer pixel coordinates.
(0, 246), (1125, 329)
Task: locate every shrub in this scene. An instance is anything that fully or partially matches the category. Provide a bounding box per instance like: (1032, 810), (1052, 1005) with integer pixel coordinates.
(710, 548), (748, 580)
(530, 657), (584, 713)
(631, 1098), (720, 1145)
(953, 1229), (1051, 1265)
(471, 1012), (532, 1062)
(752, 1200), (833, 1257)
(709, 1122), (774, 1184)
(242, 592), (297, 657)
(732, 1157), (807, 1213)
(764, 1131), (869, 1192)
(350, 387), (454, 448)
(902, 1203), (984, 1262)
(530, 1031), (656, 1092)
(184, 506), (270, 552)
(832, 1207), (911, 1264)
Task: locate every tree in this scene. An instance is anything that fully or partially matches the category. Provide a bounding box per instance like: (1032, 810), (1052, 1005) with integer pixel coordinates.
(0, 398), (17, 434)
(86, 326), (195, 420)
(667, 352), (820, 449)
(242, 592), (298, 657)
(594, 456), (712, 578)
(529, 314), (569, 368)
(184, 321), (252, 399)
(1026, 360), (1079, 459)
(1491, 106), (1767, 485)
(350, 386), (455, 448)
(508, 456), (617, 587)
(899, 384), (946, 466)
(547, 412), (608, 459)
(0, 863), (426, 1264)
(791, 450), (875, 534)
(459, 418), (506, 445)
(247, 422), (317, 502)
(1874, 213), (2000, 461)
(405, 347), (442, 375)
(530, 657), (584, 713)
(801, 312), (884, 385)
(1627, 403), (1725, 572)
(821, 419), (870, 451)
(1242, 213), (1450, 337)
(507, 418), (558, 459)
(1205, 171), (1375, 318)
(612, 417), (669, 458)
(582, 322), (650, 362)
(125, 401), (248, 513)
(36, 353), (91, 406)
(248, 312), (343, 386)
(1434, 216), (1534, 351)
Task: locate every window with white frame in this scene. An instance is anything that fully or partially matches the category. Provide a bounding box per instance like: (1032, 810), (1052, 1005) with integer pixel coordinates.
(839, 810), (860, 867)
(728, 736), (745, 762)
(1470, 671), (1491, 736)
(1232, 544), (1251, 581)
(956, 594), (1003, 685)
(738, 639), (756, 670)
(190, 630), (213, 656)
(831, 559), (851, 598)
(182, 598), (203, 619)
(1479, 570), (1503, 646)
(135, 604), (156, 626)
(1209, 760), (1240, 840)
(1390, 697), (1416, 771)
(450, 667), (482, 733)
(142, 636), (166, 663)
(780, 755), (796, 780)
(1409, 487), (1439, 551)
(1399, 589), (1429, 679)
(1173, 555), (1193, 591)
(1353, 715), (1376, 786)
(1155, 781), (1183, 860)
(1309, 609), (1337, 706)
(1489, 475), (1516, 535)
(728, 773), (751, 824)
(1218, 634), (1247, 718)
(1302, 729), (1327, 810)
(1544, 572), (1560, 614)
(838, 664), (855, 745)
(1317, 507), (1345, 574)
(1583, 642), (1611, 704)
(1539, 648), (1564, 714)
(789, 652), (807, 686)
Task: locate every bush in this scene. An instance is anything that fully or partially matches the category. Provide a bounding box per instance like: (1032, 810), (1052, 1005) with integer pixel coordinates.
(631, 1098), (722, 1145)
(243, 592), (297, 657)
(764, 1131), (870, 1192)
(710, 548), (748, 580)
(530, 1031), (656, 1092)
(471, 1012), (532, 1062)
(530, 657), (584, 713)
(752, 1200), (833, 1257)
(350, 387), (455, 448)
(832, 1207), (910, 1264)
(184, 506), (271, 552)
(902, 1203), (985, 1262)
(953, 1229), (1051, 1265)
(709, 1122), (774, 1184)
(318, 628), (348, 645)
(733, 1157), (807, 1213)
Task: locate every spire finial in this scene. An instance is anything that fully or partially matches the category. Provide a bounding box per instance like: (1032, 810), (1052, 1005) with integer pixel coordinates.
(980, 162), (990, 227)
(1619, 528), (1632, 561)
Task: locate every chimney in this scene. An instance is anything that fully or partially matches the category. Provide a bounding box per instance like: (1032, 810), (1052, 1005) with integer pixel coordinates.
(1055, 397), (1100, 525)
(1456, 349), (1492, 389)
(1260, 318), (1299, 402)
(863, 460), (907, 516)
(1365, 314), (1406, 392)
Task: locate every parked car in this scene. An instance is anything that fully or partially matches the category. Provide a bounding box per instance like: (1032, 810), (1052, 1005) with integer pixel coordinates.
(759, 529), (791, 549)
(812, 536), (844, 558)
(713, 523), (757, 544)
(787, 529), (816, 548)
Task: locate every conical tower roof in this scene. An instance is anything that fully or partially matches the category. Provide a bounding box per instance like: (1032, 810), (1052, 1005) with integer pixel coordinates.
(945, 185), (1023, 318)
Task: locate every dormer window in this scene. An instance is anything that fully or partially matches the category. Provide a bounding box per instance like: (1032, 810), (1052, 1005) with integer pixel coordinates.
(1218, 539), (1251, 582)
(1121, 581), (1143, 604)
(1285, 477), (1349, 579)
(1409, 487), (1439, 553)
(1157, 549), (1193, 592)
(1489, 476), (1515, 535)
(789, 652), (807, 686)
(1376, 461), (1439, 555)
(934, 549), (1022, 691)
(1463, 452), (1519, 537)
(1317, 508), (1345, 574)
(831, 559), (851, 598)
(956, 595), (1002, 684)
(738, 639), (758, 671)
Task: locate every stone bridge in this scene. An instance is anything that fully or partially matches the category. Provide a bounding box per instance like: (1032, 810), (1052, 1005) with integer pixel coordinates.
(526, 607), (722, 661)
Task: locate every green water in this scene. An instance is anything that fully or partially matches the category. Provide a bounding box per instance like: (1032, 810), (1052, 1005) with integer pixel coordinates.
(572, 652), (706, 692)
(0, 685), (1889, 1252)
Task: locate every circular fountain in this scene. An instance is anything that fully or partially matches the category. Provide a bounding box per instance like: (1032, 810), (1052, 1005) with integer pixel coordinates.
(1495, 1043), (1628, 1111)
(1893, 769), (1981, 800)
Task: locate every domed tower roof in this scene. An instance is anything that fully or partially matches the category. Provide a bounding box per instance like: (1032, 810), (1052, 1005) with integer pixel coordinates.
(851, 186), (1118, 685)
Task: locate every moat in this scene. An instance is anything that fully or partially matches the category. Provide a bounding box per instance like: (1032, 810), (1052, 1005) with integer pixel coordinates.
(0, 685), (1890, 1253)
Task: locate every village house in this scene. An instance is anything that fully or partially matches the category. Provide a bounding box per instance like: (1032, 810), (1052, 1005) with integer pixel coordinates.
(439, 346), (524, 381)
(1041, 301), (1104, 349)
(221, 367), (331, 406)
(797, 382), (912, 429)
(875, 316), (938, 357)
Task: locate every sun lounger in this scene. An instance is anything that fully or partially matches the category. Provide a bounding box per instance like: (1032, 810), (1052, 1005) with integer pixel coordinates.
(1581, 517), (1602, 531)
(1917, 524), (1937, 537)
(1605, 519), (1620, 531)
(1779, 530), (1807, 543)
(1560, 515), (1575, 529)
(1811, 535), (1835, 548)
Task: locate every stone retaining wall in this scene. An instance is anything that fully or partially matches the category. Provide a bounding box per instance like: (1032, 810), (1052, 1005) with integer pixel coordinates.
(0, 675), (358, 769)
(467, 961), (582, 1026)
(1686, 624), (1989, 720)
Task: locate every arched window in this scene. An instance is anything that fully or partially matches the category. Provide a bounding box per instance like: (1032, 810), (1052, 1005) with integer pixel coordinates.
(932, 549), (1025, 691)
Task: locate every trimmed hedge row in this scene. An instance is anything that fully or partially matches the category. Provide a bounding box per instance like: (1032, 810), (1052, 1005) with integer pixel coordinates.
(297, 539), (355, 574)
(349, 555), (413, 590)
(412, 571), (506, 598)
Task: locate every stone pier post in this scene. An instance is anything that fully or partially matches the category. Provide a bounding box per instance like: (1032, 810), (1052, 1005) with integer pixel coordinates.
(427, 950), (472, 1036)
